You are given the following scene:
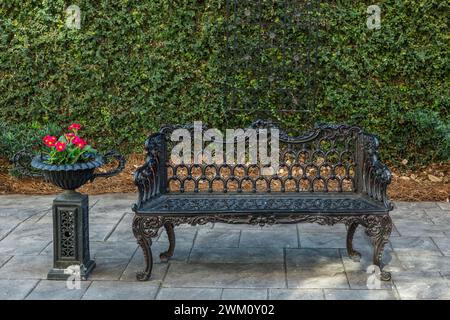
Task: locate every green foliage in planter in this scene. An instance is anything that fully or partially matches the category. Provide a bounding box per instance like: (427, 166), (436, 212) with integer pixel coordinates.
(0, 0), (448, 167)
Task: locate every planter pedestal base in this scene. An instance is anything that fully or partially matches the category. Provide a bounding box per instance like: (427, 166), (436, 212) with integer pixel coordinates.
(47, 259), (95, 281)
(47, 190), (95, 280)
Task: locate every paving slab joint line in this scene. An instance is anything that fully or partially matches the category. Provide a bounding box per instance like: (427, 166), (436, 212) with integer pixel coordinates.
(392, 225), (402, 237)
(155, 226), (164, 241)
(296, 224), (301, 248)
(429, 237), (446, 257)
(237, 229), (242, 247)
(89, 199), (100, 210)
(391, 281), (401, 300)
(79, 279), (94, 300)
(391, 272), (414, 301)
(103, 212), (128, 242)
(154, 283), (164, 300)
(338, 250), (352, 289)
(118, 244), (140, 281)
(321, 288), (327, 300)
(32, 207), (53, 215)
(283, 248), (288, 289)
(155, 263), (172, 299)
(386, 248), (402, 272)
(186, 230), (199, 263)
(38, 240), (53, 255)
(0, 256), (13, 269)
(23, 279), (42, 300)
(34, 209), (52, 223)
(0, 208), (51, 241)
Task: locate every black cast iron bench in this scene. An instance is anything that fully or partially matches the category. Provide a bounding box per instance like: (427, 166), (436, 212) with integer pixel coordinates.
(132, 120), (393, 281)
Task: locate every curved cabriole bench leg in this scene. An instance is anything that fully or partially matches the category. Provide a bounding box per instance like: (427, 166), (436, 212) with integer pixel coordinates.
(160, 222), (176, 262)
(346, 221), (361, 262)
(135, 235), (153, 281)
(132, 215), (163, 281)
(365, 215), (393, 281)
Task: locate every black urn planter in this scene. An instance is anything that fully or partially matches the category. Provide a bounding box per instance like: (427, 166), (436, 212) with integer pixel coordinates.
(29, 152), (125, 190)
(13, 150), (126, 280)
(31, 154), (104, 190)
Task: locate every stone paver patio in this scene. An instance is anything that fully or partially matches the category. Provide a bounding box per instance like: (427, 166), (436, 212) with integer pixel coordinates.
(0, 193), (449, 300)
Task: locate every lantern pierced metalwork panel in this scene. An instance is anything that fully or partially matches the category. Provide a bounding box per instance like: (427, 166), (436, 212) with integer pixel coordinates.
(59, 210), (76, 258)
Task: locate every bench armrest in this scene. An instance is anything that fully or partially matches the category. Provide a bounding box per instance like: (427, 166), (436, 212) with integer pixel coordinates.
(361, 134), (394, 210)
(133, 133), (164, 211)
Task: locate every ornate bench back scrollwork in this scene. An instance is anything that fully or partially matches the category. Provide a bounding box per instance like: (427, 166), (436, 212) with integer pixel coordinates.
(150, 120), (364, 195)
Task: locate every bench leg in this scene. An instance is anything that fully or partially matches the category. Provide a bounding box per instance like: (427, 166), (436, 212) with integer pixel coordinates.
(132, 215), (162, 281)
(346, 222), (361, 262)
(160, 222), (176, 262)
(365, 215), (393, 281)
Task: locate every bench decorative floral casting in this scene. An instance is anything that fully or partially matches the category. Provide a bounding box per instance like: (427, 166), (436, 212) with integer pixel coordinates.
(132, 120), (393, 281)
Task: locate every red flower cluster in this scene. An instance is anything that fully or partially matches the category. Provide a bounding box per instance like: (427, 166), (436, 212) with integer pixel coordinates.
(72, 136), (87, 149)
(65, 132), (75, 141)
(43, 135), (57, 147)
(55, 141), (66, 152)
(42, 123), (87, 152)
(68, 123), (81, 131)
(40, 123), (96, 165)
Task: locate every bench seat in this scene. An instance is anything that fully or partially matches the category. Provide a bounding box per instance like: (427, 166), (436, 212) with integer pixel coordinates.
(136, 193), (389, 215)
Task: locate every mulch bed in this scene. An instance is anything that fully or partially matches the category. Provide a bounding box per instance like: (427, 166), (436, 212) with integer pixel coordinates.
(388, 162), (449, 202)
(0, 154), (448, 202)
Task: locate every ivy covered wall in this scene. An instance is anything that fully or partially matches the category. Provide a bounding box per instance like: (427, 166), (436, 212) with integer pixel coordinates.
(0, 0), (448, 166)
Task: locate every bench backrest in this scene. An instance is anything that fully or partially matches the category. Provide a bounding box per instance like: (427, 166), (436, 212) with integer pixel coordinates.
(149, 120), (368, 195)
